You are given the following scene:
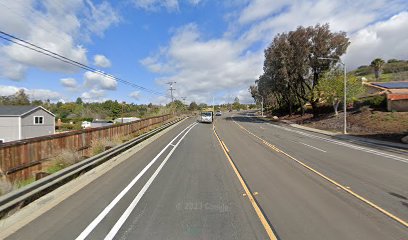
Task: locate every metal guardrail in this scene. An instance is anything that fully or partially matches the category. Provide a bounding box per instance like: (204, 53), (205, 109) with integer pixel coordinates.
(0, 117), (185, 218)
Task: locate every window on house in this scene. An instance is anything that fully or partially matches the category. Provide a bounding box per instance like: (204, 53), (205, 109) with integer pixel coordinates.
(34, 116), (44, 125)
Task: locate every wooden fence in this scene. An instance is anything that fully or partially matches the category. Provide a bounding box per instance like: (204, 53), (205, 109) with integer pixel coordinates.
(0, 115), (171, 181)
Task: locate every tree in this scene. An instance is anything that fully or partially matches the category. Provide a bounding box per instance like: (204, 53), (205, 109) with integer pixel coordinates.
(189, 101), (198, 111)
(249, 85), (259, 103)
(75, 97), (83, 105)
(370, 58), (385, 80)
(12, 89), (30, 105)
(232, 97), (241, 110)
(318, 70), (364, 115)
(198, 103), (208, 110)
(258, 23), (350, 117)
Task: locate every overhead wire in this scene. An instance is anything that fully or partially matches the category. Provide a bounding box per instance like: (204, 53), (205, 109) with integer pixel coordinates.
(0, 31), (166, 96)
(0, 1), (168, 97)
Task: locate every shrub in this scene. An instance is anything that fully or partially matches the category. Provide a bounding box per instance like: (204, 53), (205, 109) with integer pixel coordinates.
(363, 95), (386, 109)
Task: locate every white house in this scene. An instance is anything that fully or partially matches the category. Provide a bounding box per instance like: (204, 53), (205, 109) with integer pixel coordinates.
(0, 105), (55, 143)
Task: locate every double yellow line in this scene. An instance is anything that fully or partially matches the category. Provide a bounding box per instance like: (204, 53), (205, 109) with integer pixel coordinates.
(213, 126), (278, 240)
(233, 120), (408, 229)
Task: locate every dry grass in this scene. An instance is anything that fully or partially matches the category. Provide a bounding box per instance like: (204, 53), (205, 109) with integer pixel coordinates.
(45, 149), (82, 174)
(90, 137), (122, 155)
(0, 179), (15, 196)
(0, 172), (16, 196)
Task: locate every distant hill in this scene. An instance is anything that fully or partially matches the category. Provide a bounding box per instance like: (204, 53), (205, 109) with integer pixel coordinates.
(350, 59), (408, 82)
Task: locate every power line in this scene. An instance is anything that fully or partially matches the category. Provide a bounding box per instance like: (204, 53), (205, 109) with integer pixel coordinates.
(0, 30), (166, 96)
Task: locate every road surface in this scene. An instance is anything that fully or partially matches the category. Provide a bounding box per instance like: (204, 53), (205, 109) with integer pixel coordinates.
(3, 113), (408, 239)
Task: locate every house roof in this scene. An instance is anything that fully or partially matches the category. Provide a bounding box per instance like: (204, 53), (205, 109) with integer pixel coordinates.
(92, 120), (114, 123)
(371, 81), (408, 89)
(387, 94), (408, 101)
(0, 105), (55, 117)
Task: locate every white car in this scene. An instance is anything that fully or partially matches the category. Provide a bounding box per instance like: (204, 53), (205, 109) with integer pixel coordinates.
(200, 112), (213, 123)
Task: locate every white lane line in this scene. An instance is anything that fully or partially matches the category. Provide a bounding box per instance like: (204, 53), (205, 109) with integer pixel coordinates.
(75, 122), (197, 240)
(299, 142), (327, 153)
(263, 122), (408, 164)
(104, 122), (197, 240)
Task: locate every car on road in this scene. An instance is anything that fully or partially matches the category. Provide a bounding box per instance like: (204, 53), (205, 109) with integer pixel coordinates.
(199, 111), (213, 123)
(215, 111), (222, 116)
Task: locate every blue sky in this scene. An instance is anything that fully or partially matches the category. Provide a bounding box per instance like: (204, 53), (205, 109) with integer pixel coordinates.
(0, 0), (407, 104)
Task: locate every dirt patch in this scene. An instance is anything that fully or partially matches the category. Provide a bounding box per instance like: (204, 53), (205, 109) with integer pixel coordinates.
(269, 109), (408, 143)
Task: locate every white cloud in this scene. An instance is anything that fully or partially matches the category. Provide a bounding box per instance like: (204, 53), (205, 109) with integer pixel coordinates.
(140, 23), (263, 104)
(238, 0), (288, 24)
(81, 89), (106, 102)
(187, 0), (202, 5)
(0, 85), (22, 96)
(0, 58), (26, 81)
(129, 91), (141, 100)
(344, 11), (408, 69)
(237, 0), (407, 48)
(83, 71), (117, 90)
(132, 0), (179, 11)
(131, 0), (202, 11)
(60, 78), (78, 89)
(0, 85), (62, 101)
(94, 54), (112, 68)
(84, 0), (121, 37)
(148, 95), (170, 105)
(0, 1), (120, 81)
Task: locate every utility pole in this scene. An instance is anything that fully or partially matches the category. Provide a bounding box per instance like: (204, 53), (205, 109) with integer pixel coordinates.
(261, 96), (264, 117)
(166, 82), (176, 103)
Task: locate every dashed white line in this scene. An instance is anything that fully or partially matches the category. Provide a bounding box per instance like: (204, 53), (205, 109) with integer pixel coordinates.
(299, 142), (327, 153)
(75, 122), (197, 240)
(104, 122), (197, 240)
(264, 122), (408, 164)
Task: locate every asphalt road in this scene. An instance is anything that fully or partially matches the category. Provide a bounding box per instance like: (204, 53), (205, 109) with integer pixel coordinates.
(3, 113), (408, 239)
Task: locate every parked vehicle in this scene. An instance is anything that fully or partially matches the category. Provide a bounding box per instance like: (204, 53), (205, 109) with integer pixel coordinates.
(215, 111), (222, 116)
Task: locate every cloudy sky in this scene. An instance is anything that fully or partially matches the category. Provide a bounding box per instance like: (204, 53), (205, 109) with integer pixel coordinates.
(0, 0), (407, 104)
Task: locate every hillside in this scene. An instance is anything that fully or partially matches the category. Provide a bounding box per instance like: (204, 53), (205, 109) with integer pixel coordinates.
(350, 59), (408, 82)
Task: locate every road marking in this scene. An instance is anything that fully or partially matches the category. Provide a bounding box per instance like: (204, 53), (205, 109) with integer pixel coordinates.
(104, 123), (197, 240)
(232, 119), (408, 228)
(264, 122), (408, 164)
(213, 128), (278, 240)
(299, 142), (327, 153)
(221, 140), (230, 153)
(76, 122), (197, 240)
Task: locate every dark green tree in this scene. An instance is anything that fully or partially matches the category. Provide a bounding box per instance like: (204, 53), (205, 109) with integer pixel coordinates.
(258, 23), (350, 117)
(189, 101), (198, 111)
(75, 97), (83, 105)
(370, 58), (385, 80)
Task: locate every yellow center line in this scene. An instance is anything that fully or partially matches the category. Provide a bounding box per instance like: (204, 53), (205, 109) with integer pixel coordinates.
(213, 128), (278, 240)
(221, 140), (230, 153)
(233, 119), (408, 228)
